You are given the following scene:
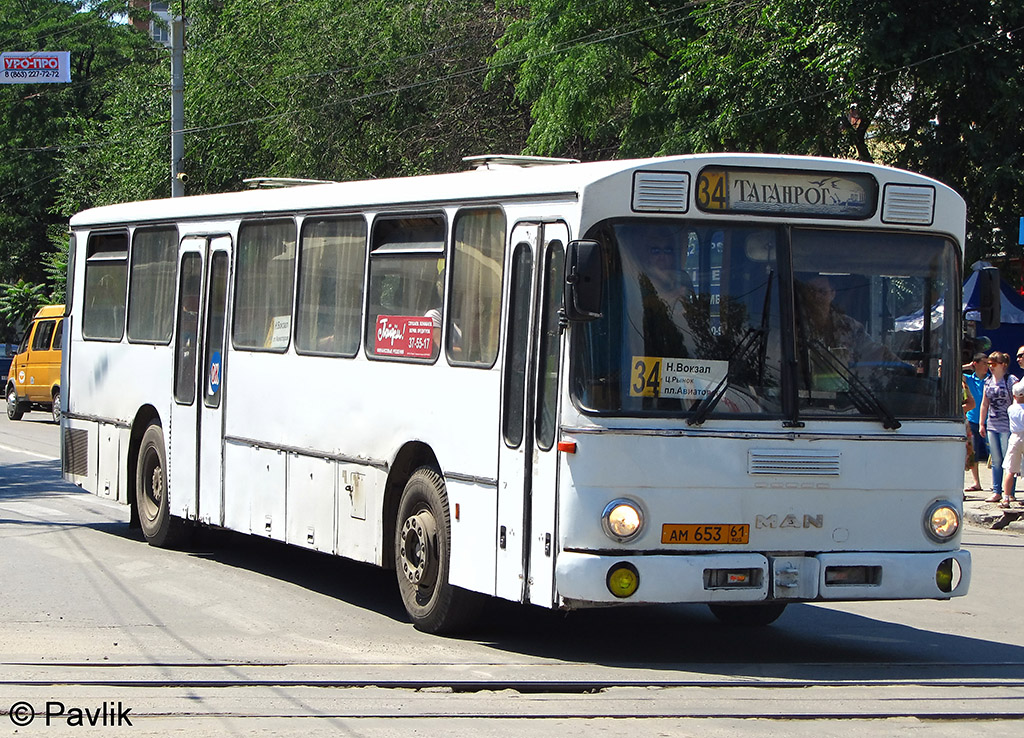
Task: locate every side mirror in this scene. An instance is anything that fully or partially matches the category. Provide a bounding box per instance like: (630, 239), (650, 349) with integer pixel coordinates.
(564, 239), (603, 321)
(977, 266), (1001, 330)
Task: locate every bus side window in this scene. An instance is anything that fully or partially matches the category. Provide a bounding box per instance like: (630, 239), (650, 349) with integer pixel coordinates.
(128, 227), (177, 344)
(448, 208), (506, 366)
(233, 220), (296, 352)
(296, 216), (366, 356)
(82, 231), (129, 341)
(365, 214), (446, 362)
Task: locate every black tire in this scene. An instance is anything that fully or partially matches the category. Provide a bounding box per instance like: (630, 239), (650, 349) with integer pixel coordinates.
(136, 423), (188, 548)
(394, 467), (483, 634)
(708, 602), (788, 626)
(51, 388), (61, 424)
(7, 385), (25, 421)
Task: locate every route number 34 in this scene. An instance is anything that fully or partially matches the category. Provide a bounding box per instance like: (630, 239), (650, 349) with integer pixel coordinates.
(631, 357), (662, 397)
(696, 171), (728, 211)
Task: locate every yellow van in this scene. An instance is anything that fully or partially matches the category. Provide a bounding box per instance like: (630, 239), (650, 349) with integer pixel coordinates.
(6, 305), (64, 423)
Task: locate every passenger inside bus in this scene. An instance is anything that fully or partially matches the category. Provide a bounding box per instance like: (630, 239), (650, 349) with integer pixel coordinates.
(796, 274), (902, 393)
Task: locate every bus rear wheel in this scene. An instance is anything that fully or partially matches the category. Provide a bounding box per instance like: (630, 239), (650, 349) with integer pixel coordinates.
(136, 423), (187, 548)
(394, 468), (482, 634)
(708, 602), (788, 626)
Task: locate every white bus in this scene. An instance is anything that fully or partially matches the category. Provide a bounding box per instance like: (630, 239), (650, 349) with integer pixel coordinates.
(62, 153), (972, 632)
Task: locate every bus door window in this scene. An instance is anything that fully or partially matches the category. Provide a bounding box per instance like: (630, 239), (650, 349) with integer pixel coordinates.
(535, 241), (564, 450)
(203, 252), (229, 408)
(174, 253), (202, 405)
(503, 243), (533, 447)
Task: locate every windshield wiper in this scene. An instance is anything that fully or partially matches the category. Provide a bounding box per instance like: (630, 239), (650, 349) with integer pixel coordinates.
(686, 326), (764, 426)
(807, 340), (901, 430)
(687, 271), (774, 427)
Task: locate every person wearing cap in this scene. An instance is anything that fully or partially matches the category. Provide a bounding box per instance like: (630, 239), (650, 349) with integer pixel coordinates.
(962, 352), (990, 493)
(1000, 380), (1024, 508)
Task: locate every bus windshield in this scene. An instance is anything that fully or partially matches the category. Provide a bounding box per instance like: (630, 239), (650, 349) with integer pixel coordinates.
(571, 219), (960, 422)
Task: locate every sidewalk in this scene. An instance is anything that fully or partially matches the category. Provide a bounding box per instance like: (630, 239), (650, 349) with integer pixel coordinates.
(963, 469), (1024, 532)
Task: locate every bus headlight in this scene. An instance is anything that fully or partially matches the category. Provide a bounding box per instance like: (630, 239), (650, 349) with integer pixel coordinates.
(602, 499), (644, 542)
(925, 501), (960, 542)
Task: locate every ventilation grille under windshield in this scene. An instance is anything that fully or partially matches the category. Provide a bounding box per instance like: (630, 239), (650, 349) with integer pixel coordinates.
(632, 171), (690, 213)
(881, 184), (935, 225)
(748, 449), (841, 476)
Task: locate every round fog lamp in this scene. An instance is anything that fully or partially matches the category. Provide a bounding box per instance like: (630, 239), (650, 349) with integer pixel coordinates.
(607, 563), (640, 598)
(925, 502), (960, 542)
(602, 499), (644, 542)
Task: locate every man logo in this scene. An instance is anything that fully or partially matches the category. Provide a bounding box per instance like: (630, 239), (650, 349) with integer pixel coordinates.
(755, 514), (824, 529)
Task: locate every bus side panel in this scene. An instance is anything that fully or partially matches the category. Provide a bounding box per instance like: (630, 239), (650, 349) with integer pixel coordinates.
(446, 478), (498, 596)
(286, 454), (336, 553)
(336, 466), (385, 565)
(65, 333), (174, 507)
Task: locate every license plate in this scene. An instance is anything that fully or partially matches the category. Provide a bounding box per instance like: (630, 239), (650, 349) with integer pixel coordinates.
(661, 524), (749, 544)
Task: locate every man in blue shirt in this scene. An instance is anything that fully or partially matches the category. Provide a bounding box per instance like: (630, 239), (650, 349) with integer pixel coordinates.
(963, 352), (989, 494)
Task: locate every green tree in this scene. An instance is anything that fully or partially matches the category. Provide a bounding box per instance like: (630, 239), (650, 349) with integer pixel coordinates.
(0, 1), (158, 284)
(176, 0), (529, 192)
(0, 279), (48, 338)
(492, 0), (1024, 265)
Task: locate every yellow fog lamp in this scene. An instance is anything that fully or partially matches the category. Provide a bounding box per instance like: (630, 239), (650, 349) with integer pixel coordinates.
(601, 499), (644, 542)
(924, 501), (960, 543)
(935, 557), (963, 594)
(606, 562), (640, 598)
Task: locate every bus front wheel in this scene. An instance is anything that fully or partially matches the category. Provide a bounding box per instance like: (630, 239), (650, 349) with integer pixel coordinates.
(708, 602), (788, 626)
(394, 467), (482, 634)
(136, 423), (187, 548)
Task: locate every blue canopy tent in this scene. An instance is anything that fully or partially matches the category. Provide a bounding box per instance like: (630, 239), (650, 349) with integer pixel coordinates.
(963, 264), (1024, 358)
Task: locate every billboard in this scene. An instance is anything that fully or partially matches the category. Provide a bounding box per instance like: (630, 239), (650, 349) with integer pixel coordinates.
(1, 52), (71, 84)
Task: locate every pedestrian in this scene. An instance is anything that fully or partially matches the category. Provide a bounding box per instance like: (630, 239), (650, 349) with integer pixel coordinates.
(963, 352), (989, 494)
(1000, 381), (1024, 508)
(979, 352), (1019, 503)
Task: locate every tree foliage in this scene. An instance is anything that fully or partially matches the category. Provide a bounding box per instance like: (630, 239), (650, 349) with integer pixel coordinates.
(178, 0), (529, 191)
(3, 0), (1024, 289)
(0, 0), (156, 285)
(493, 0), (1024, 266)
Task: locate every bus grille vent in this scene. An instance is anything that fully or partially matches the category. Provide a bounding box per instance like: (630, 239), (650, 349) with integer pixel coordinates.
(632, 171), (690, 213)
(881, 184), (935, 225)
(63, 428), (89, 477)
(748, 449), (841, 476)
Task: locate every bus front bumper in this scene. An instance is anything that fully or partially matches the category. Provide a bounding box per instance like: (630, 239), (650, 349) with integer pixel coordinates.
(555, 549), (971, 607)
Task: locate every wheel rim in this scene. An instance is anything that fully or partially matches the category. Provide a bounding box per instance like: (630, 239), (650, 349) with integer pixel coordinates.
(52, 392), (60, 423)
(139, 445), (163, 523)
(399, 509), (438, 589)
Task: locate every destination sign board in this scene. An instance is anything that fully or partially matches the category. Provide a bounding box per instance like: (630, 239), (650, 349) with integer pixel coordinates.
(696, 167), (877, 219)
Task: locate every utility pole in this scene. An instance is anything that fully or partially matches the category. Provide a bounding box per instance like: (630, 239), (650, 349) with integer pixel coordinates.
(170, 11), (185, 197)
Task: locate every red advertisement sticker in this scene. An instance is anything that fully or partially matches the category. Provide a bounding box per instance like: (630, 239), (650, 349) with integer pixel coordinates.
(375, 315), (434, 358)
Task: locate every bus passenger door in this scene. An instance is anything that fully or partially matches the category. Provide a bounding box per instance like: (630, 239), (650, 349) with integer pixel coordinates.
(526, 224), (567, 607)
(496, 222), (567, 606)
(168, 236), (231, 525)
(197, 238), (231, 525)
